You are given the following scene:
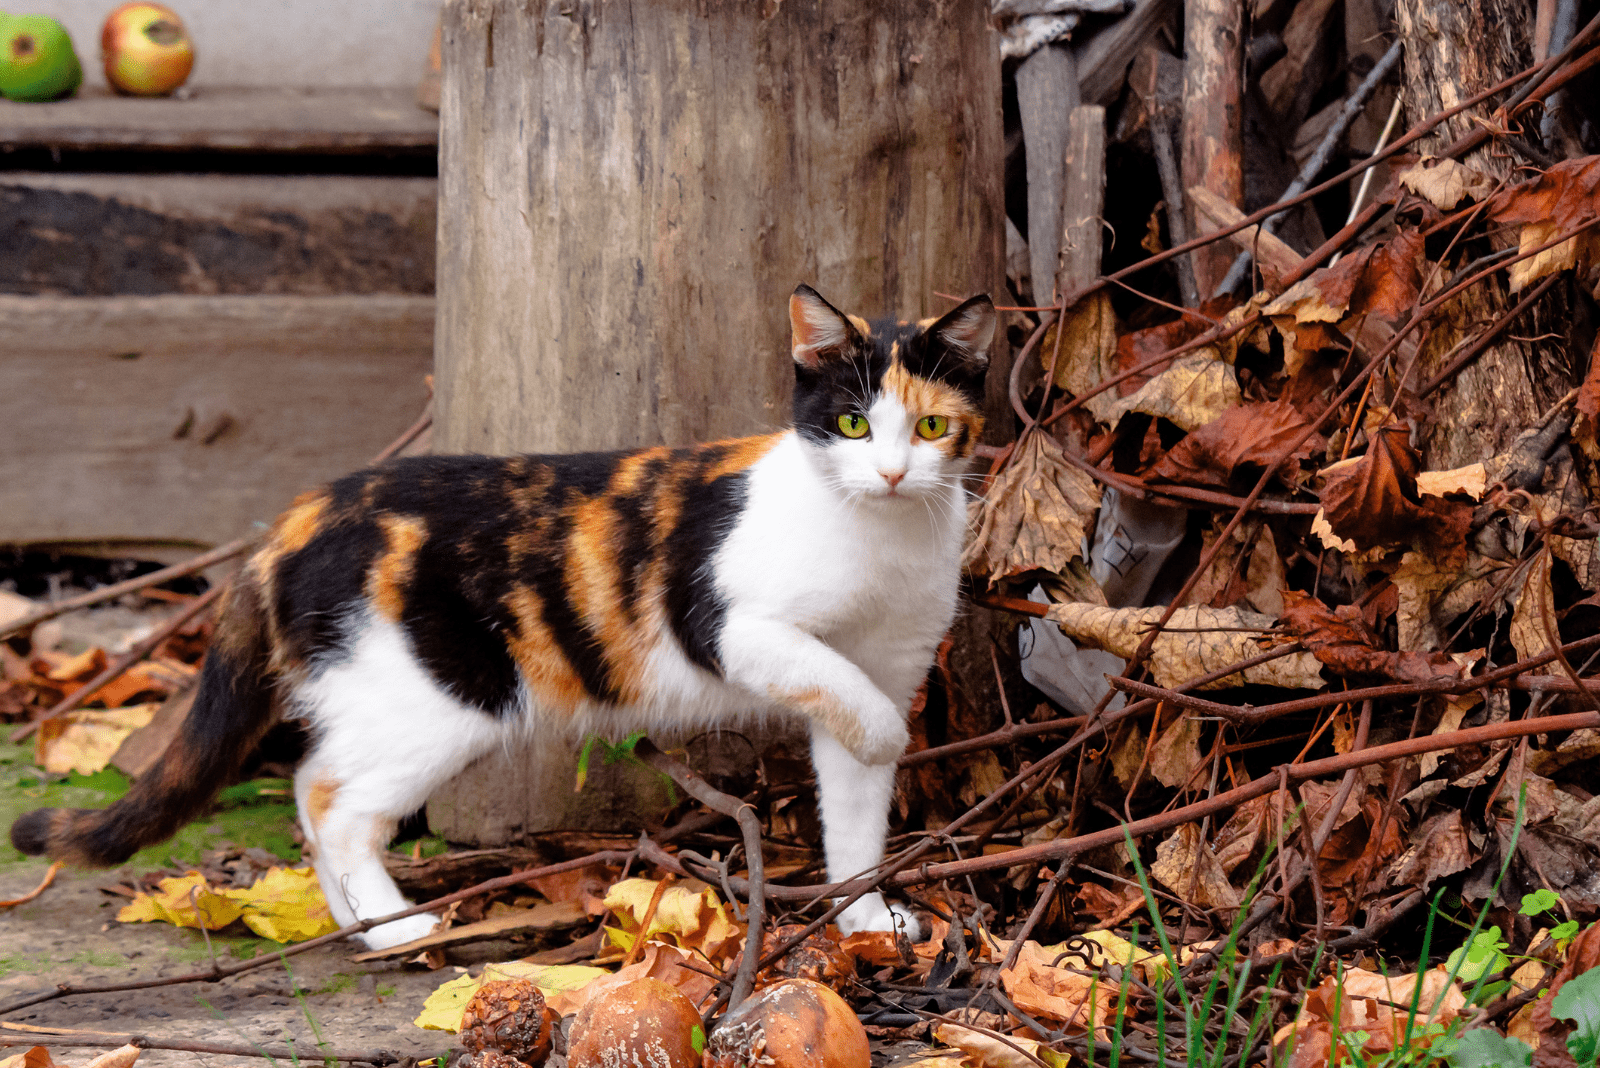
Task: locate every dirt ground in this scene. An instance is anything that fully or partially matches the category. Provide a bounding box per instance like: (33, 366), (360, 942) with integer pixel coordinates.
(0, 858), (462, 1068)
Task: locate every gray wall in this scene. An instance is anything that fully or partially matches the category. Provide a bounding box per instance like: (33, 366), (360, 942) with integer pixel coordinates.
(19, 0), (439, 90)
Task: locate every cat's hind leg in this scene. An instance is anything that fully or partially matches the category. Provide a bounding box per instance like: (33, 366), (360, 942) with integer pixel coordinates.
(292, 614), (505, 950)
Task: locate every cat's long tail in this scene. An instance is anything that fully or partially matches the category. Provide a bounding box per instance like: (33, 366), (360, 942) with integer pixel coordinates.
(10, 572), (280, 867)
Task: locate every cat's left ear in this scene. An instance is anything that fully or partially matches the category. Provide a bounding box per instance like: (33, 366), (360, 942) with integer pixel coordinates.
(926, 295), (996, 370)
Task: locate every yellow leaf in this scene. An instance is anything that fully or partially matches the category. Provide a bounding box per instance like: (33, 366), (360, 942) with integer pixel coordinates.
(1104, 349), (1240, 432)
(36, 703), (159, 776)
(601, 878), (744, 963)
(117, 871), (243, 931)
(413, 972), (481, 1032)
(222, 866), (340, 942)
(414, 962), (613, 1031)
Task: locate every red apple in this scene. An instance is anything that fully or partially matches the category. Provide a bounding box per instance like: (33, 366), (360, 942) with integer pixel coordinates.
(101, 2), (193, 96)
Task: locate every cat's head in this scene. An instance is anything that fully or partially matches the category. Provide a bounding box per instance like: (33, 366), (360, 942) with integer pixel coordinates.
(789, 284), (994, 504)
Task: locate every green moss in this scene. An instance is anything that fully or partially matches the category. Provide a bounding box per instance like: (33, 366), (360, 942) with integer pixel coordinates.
(390, 834), (449, 860)
(66, 950), (127, 968)
(313, 973), (358, 996)
(0, 738), (300, 868)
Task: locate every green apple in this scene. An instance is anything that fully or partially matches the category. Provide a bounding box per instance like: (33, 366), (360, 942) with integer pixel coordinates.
(0, 13), (83, 101)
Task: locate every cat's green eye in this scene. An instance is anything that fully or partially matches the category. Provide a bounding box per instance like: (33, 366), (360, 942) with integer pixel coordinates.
(838, 413), (870, 438)
(916, 415), (949, 440)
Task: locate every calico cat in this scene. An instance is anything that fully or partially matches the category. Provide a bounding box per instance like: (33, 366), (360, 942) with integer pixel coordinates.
(10, 285), (994, 951)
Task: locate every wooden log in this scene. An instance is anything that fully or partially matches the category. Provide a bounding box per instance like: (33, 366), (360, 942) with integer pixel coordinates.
(0, 295), (434, 554)
(1017, 44), (1081, 305)
(1180, 0), (1245, 296)
(1396, 0), (1570, 473)
(430, 0), (1007, 843)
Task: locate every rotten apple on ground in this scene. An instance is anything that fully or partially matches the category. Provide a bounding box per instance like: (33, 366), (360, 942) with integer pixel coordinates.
(101, 1), (192, 95)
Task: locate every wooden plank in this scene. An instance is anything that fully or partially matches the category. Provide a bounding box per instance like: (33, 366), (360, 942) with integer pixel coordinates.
(1074, 0), (1182, 106)
(1186, 185), (1300, 291)
(1056, 106), (1108, 298)
(1017, 45), (1081, 305)
(0, 173), (436, 296)
(0, 88), (437, 154)
(0, 295), (434, 552)
(349, 900), (588, 961)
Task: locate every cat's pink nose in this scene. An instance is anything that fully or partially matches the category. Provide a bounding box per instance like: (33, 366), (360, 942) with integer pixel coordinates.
(880, 469), (906, 489)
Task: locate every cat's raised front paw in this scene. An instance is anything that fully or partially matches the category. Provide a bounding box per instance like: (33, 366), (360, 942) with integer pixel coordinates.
(356, 912), (439, 951)
(852, 716), (910, 766)
(836, 893), (925, 943)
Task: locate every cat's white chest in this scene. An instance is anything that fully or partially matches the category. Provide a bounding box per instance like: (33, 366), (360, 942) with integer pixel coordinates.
(715, 434), (964, 640)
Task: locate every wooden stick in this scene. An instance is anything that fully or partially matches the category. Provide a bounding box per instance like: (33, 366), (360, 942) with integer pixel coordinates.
(0, 541), (249, 641)
(0, 1030), (401, 1064)
(635, 740), (764, 1011)
(12, 584), (224, 744)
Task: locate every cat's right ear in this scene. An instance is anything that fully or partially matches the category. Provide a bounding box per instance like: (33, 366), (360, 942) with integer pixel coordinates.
(790, 284), (864, 368)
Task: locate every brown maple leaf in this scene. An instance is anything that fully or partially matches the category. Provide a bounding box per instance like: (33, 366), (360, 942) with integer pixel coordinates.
(1278, 590), (1466, 684)
(1148, 397), (1323, 490)
(1310, 230), (1426, 323)
(1319, 425), (1473, 554)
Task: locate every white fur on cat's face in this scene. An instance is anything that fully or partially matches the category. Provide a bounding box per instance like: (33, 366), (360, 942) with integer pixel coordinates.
(804, 393), (969, 505)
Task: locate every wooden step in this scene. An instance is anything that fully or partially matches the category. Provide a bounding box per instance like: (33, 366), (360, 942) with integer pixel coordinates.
(0, 294), (434, 557)
(0, 87), (437, 154)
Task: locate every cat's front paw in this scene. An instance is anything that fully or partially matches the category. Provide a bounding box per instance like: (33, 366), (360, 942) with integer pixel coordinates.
(357, 912), (439, 951)
(836, 893), (925, 943)
(852, 716), (910, 766)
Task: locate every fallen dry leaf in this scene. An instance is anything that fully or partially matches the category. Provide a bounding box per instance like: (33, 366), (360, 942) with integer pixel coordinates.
(602, 877), (744, 965)
(1275, 966), (1467, 1066)
(0, 1047), (53, 1068)
(963, 431), (1101, 585)
(1185, 518), (1288, 617)
(1509, 551), (1557, 666)
(1152, 822), (1240, 909)
(1279, 591), (1468, 685)
(1528, 922), (1600, 1065)
(1399, 156), (1496, 209)
(1104, 348), (1241, 432)
(1488, 156), (1600, 292)
(1045, 290), (1120, 423)
(1319, 426), (1473, 555)
(416, 962), (613, 1031)
(36, 703), (159, 777)
(933, 1022), (1070, 1068)
(117, 866), (338, 942)
(1046, 603), (1326, 690)
(1147, 711), (1205, 790)
(1148, 397), (1321, 491)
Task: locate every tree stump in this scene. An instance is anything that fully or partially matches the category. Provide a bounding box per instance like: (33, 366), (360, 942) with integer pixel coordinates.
(427, 0), (1007, 842)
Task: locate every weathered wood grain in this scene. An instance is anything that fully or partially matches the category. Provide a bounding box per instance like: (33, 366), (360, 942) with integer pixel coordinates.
(430, 0), (1008, 842)
(0, 295), (434, 554)
(1180, 0), (1245, 297)
(1057, 106), (1107, 298)
(433, 0), (1007, 456)
(1018, 44), (1081, 306)
(0, 87), (437, 154)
